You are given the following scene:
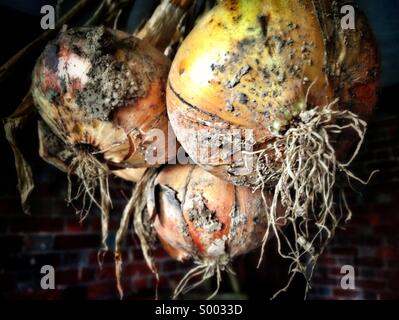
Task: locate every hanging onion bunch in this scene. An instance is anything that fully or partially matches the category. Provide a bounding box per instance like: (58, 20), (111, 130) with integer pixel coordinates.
(142, 164), (284, 298)
(167, 0), (379, 293)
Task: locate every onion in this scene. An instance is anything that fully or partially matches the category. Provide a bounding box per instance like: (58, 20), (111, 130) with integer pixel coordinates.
(33, 26), (173, 169)
(167, 0), (379, 185)
(32, 26), (175, 219)
(32, 26), (174, 262)
(146, 164), (284, 298)
(166, 0), (379, 295)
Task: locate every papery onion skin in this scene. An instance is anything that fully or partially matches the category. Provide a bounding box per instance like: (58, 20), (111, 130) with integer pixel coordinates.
(147, 164), (285, 262)
(111, 167), (146, 182)
(33, 26), (174, 169)
(166, 0), (379, 185)
(38, 119), (146, 182)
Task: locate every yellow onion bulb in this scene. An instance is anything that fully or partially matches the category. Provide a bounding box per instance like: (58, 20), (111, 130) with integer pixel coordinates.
(146, 164), (285, 296)
(33, 26), (174, 169)
(167, 0), (379, 186)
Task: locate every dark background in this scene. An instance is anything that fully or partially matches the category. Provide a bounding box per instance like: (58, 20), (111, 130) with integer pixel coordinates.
(0, 0), (398, 300)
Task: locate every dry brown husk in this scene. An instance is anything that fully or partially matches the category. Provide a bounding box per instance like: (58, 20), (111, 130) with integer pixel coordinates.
(3, 94), (35, 214)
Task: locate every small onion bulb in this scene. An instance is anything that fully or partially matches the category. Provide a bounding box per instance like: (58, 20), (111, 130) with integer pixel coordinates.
(147, 164), (285, 297)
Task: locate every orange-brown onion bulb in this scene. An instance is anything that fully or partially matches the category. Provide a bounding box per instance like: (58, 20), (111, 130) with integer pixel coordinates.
(147, 164), (285, 264)
(166, 0), (379, 186)
(33, 26), (174, 169)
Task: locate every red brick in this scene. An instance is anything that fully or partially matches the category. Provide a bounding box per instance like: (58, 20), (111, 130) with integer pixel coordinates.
(374, 225), (396, 234)
(0, 235), (23, 252)
(53, 234), (100, 250)
(125, 234), (141, 248)
(0, 254), (30, 270)
(153, 247), (169, 259)
(387, 278), (399, 291)
(0, 273), (16, 291)
(0, 197), (24, 216)
(377, 269), (395, 279)
(330, 247), (357, 255)
(47, 199), (76, 216)
(332, 289), (361, 298)
(349, 216), (370, 226)
(385, 237), (399, 246)
(157, 275), (175, 290)
(88, 249), (124, 266)
(368, 214), (381, 226)
(23, 234), (54, 251)
(310, 277), (338, 286)
(64, 219), (90, 233)
(124, 262), (153, 277)
(90, 217), (120, 232)
(327, 267), (343, 276)
(132, 277), (151, 290)
(29, 253), (61, 268)
(96, 265), (116, 280)
(356, 257), (383, 268)
(9, 217), (63, 233)
(0, 218), (8, 233)
(131, 248), (145, 261)
(161, 259), (180, 273)
(376, 247), (399, 258)
(379, 292), (399, 300)
(62, 252), (89, 267)
(12, 289), (62, 300)
(87, 281), (118, 299)
(56, 268), (95, 285)
(357, 280), (387, 291)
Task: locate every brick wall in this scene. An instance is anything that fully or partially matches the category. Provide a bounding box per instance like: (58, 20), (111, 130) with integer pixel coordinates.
(0, 145), (189, 299)
(1, 87), (398, 300)
(309, 88), (399, 300)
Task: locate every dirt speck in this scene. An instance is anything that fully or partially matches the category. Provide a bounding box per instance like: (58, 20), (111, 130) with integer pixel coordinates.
(257, 15), (268, 38)
(238, 92), (248, 104)
(61, 27), (144, 121)
(226, 64), (251, 88)
(76, 55), (138, 120)
(187, 193), (222, 233)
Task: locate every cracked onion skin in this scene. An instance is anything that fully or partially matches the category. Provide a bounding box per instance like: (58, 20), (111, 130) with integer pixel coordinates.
(167, 0), (379, 186)
(147, 164), (285, 262)
(33, 26), (173, 169)
(38, 119), (146, 182)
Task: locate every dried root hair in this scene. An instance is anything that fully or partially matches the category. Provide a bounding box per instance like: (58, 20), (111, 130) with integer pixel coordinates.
(114, 167), (160, 299)
(66, 149), (112, 267)
(248, 98), (376, 299)
(173, 256), (235, 300)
